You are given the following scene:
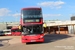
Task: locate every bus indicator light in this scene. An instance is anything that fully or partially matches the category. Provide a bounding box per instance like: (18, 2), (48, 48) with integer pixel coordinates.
(31, 23), (33, 24)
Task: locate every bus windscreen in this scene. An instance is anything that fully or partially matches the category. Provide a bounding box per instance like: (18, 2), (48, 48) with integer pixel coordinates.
(22, 24), (43, 35)
(11, 29), (21, 32)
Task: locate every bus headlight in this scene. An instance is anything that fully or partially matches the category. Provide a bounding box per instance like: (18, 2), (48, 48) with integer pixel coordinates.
(41, 36), (43, 38)
(39, 36), (43, 39)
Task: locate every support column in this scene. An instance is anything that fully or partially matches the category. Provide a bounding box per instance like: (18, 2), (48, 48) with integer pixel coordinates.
(48, 27), (50, 34)
(6, 22), (7, 29)
(73, 24), (75, 34)
(58, 26), (60, 34)
(43, 27), (45, 33)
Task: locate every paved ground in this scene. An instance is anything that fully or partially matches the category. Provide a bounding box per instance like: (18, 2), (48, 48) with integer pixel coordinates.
(0, 34), (75, 50)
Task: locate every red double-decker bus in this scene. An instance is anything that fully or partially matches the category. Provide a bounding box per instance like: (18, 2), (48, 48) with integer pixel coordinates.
(20, 7), (44, 43)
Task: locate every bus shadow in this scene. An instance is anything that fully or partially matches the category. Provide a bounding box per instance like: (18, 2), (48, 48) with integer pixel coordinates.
(0, 44), (4, 47)
(26, 42), (43, 45)
(26, 34), (73, 45)
(0, 38), (12, 47)
(0, 38), (12, 42)
(43, 34), (73, 43)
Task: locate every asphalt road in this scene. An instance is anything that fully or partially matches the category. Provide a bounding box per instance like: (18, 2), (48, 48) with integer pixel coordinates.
(0, 34), (75, 50)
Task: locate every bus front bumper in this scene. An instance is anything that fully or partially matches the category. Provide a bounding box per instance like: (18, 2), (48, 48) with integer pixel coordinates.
(21, 38), (44, 43)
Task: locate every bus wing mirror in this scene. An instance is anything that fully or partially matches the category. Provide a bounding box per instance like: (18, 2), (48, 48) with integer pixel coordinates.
(19, 26), (21, 29)
(43, 24), (46, 28)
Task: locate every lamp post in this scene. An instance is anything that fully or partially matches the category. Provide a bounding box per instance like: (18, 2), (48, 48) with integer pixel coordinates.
(16, 11), (18, 22)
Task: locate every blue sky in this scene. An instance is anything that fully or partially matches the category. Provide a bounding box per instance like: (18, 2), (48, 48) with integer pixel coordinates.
(0, 0), (75, 22)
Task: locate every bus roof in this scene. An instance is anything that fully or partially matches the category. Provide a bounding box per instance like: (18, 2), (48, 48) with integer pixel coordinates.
(11, 27), (19, 30)
(21, 7), (41, 10)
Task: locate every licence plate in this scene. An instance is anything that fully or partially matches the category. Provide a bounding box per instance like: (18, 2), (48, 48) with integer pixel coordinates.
(31, 40), (36, 42)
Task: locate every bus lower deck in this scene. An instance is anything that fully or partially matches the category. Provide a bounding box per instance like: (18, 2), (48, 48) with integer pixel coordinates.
(21, 24), (44, 43)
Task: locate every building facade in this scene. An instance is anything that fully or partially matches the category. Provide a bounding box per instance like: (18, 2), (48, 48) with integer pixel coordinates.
(0, 20), (75, 34)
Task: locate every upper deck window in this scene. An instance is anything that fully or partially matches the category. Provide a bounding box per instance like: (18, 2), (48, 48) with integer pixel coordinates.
(21, 9), (42, 18)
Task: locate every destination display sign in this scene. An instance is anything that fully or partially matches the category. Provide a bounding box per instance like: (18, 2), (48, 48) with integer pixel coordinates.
(23, 19), (41, 23)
